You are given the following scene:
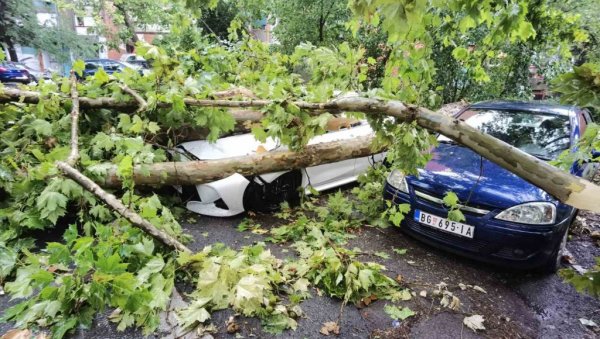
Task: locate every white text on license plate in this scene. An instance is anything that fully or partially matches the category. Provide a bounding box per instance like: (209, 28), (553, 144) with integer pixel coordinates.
(414, 210), (474, 238)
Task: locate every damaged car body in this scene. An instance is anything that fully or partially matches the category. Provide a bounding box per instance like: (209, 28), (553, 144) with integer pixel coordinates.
(176, 118), (385, 217)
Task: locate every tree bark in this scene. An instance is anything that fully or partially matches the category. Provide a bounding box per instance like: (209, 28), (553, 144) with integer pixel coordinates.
(113, 2), (139, 47)
(67, 74), (80, 165)
(4, 38), (18, 62)
(0, 88), (265, 122)
(95, 134), (383, 187)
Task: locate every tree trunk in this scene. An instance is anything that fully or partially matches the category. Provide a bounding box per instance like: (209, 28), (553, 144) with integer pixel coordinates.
(95, 134), (383, 187)
(113, 2), (139, 49)
(4, 38), (18, 62)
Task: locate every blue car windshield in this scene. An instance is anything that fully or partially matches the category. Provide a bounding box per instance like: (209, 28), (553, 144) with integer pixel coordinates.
(443, 109), (571, 160)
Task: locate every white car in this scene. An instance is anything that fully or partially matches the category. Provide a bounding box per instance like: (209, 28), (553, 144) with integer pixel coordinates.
(175, 118), (385, 217)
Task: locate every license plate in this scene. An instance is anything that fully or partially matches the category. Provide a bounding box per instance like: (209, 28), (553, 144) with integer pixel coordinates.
(16, 76), (28, 80)
(414, 209), (474, 238)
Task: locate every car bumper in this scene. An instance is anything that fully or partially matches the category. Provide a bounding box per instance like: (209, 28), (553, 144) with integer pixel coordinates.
(383, 182), (570, 270)
(0, 77), (30, 84)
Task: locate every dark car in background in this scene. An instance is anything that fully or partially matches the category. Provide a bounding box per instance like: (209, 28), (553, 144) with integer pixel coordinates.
(120, 54), (150, 69)
(12, 62), (52, 82)
(80, 59), (142, 78)
(384, 101), (599, 273)
(0, 62), (33, 84)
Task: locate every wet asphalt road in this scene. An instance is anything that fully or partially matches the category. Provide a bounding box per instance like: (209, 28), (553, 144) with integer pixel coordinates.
(1, 192), (600, 338)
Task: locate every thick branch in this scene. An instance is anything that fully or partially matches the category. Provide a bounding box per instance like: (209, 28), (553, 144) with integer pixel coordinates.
(67, 73), (80, 165)
(0, 88), (266, 122)
(120, 84), (147, 113)
(213, 87), (257, 99)
(95, 135), (383, 187)
(56, 161), (191, 253)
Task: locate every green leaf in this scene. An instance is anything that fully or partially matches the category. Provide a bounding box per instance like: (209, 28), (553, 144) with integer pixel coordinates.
(53, 316), (78, 339)
(251, 126), (268, 142)
(392, 248), (407, 255)
(0, 245), (17, 279)
(384, 304), (415, 320)
(116, 155), (134, 180)
(448, 209), (465, 222)
(30, 119), (53, 136)
(451, 47), (469, 61)
(374, 251), (390, 260)
(72, 60), (85, 77)
(262, 313), (298, 334)
(442, 192), (459, 207)
(37, 190), (68, 224)
(176, 297), (212, 329)
(94, 68), (110, 84)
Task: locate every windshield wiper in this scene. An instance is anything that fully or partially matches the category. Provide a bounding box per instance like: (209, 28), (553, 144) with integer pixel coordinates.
(438, 139), (458, 145)
(529, 153), (551, 161)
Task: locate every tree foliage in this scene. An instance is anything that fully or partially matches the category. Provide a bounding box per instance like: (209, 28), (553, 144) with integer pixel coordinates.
(269, 0), (352, 54)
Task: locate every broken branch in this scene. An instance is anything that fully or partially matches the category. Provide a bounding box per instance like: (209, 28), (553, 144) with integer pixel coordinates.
(67, 73), (80, 165)
(56, 161), (192, 253)
(53, 76), (192, 252)
(119, 84), (148, 113)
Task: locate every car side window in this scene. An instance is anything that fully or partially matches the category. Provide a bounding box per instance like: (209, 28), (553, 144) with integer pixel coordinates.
(583, 110), (593, 123)
(103, 62), (121, 71)
(85, 63), (98, 70)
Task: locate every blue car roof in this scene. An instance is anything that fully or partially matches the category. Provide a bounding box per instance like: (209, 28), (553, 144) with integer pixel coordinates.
(469, 101), (577, 116)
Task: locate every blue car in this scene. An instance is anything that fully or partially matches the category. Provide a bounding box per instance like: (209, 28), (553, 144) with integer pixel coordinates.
(0, 61), (32, 84)
(384, 101), (599, 272)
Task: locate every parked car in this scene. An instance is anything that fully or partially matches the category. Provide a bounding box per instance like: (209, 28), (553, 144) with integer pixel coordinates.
(120, 54), (150, 69)
(0, 62), (33, 84)
(176, 118), (385, 217)
(11, 62), (52, 82)
(80, 59), (142, 78)
(384, 101), (599, 273)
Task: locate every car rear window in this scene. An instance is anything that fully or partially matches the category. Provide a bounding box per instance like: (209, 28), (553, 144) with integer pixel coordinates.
(0, 62), (19, 70)
(457, 109), (571, 160)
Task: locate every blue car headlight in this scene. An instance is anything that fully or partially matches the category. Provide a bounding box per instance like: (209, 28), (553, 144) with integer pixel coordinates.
(495, 202), (556, 225)
(387, 169), (409, 193)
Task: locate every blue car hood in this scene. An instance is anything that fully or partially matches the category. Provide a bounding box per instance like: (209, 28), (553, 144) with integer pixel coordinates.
(407, 143), (552, 210)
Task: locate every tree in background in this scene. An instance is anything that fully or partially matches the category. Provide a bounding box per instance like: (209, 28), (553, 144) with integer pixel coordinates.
(0, 0), (37, 61)
(60, 0), (184, 52)
(268, 0), (351, 54)
(0, 0), (93, 63)
(431, 0), (584, 104)
(560, 0), (600, 65)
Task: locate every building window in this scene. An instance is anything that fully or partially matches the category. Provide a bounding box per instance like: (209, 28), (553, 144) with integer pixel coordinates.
(76, 17), (84, 26)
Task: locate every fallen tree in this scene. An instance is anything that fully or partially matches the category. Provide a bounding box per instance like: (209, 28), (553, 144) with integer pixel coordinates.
(1, 0), (596, 337)
(61, 94), (600, 213)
